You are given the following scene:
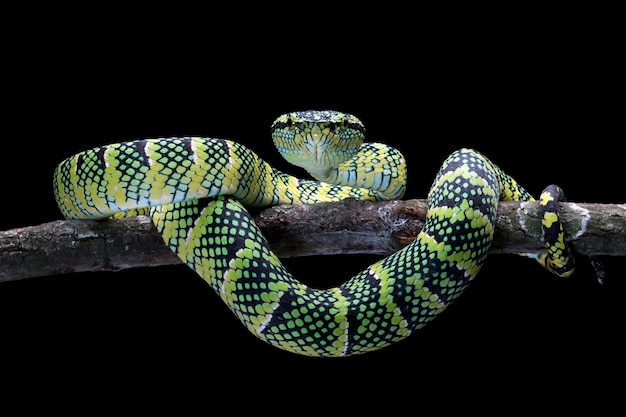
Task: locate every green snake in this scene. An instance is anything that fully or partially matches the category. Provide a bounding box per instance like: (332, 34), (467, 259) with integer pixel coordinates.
(53, 110), (575, 357)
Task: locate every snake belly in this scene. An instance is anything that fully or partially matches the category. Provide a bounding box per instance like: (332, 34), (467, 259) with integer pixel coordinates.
(53, 112), (573, 357)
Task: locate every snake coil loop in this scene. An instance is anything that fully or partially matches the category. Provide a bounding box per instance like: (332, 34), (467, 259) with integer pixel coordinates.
(53, 110), (575, 357)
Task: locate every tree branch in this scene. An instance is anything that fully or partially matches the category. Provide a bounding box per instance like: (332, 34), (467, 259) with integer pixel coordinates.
(1, 199), (624, 283)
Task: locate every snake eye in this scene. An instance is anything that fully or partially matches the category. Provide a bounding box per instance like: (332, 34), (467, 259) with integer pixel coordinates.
(330, 119), (349, 131)
(285, 118), (305, 131)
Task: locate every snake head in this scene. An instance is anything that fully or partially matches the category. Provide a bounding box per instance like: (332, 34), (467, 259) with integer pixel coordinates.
(270, 110), (365, 181)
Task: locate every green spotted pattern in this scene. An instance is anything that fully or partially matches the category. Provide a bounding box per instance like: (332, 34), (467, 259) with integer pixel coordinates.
(53, 110), (574, 357)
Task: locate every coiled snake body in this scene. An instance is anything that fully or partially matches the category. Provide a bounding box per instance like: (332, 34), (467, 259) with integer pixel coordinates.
(54, 110), (574, 357)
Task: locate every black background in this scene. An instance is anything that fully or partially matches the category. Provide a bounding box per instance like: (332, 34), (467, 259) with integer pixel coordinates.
(1, 11), (623, 412)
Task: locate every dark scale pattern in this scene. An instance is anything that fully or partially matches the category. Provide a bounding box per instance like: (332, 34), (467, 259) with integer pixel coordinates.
(54, 111), (575, 357)
(152, 148), (527, 356)
(54, 137), (398, 220)
(535, 185), (575, 277)
(148, 139), (194, 200)
(104, 141), (151, 211)
(153, 196), (361, 356)
(324, 142), (407, 200)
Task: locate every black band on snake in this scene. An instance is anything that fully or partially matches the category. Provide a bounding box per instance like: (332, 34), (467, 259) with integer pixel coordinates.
(53, 110), (575, 357)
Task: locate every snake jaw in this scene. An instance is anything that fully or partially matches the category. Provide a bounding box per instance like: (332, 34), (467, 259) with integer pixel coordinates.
(299, 144), (333, 181)
(307, 126), (325, 166)
(276, 126), (334, 180)
(310, 125), (323, 142)
(308, 126), (331, 170)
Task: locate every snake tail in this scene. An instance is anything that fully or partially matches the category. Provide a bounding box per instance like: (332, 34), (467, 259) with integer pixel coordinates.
(535, 184), (575, 277)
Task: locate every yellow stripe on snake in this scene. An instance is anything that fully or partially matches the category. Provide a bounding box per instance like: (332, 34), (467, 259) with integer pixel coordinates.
(53, 110), (575, 357)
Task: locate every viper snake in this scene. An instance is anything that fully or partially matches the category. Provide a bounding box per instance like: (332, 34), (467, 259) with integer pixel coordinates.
(53, 110), (575, 357)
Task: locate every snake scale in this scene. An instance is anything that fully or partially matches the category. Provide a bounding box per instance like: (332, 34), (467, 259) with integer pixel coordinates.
(53, 110), (575, 357)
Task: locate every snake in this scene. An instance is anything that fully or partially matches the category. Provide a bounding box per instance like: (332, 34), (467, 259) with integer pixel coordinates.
(53, 110), (575, 357)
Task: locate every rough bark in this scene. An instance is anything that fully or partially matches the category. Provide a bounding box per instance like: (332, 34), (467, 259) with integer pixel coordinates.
(1, 199), (624, 283)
